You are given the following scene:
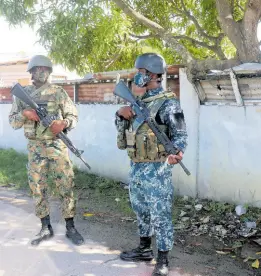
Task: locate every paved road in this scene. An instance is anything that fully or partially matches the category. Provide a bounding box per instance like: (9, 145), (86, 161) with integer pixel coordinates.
(0, 188), (195, 276)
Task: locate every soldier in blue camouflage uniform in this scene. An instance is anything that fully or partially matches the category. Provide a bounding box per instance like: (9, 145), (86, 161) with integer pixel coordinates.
(9, 55), (84, 246)
(115, 53), (188, 276)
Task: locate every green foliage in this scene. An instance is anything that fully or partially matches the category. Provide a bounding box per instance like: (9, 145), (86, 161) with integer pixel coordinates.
(0, 148), (133, 214)
(231, 0), (246, 21)
(73, 167), (133, 215)
(0, 0), (34, 24)
(0, 148), (28, 189)
(0, 0), (250, 73)
(221, 37), (237, 59)
(2, 148), (261, 221)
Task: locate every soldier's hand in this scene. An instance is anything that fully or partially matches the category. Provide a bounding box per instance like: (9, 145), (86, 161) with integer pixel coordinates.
(168, 151), (183, 165)
(117, 106), (135, 120)
(22, 109), (40, 121)
(50, 120), (67, 135)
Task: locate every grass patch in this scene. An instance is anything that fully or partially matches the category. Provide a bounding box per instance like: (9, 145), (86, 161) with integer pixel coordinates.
(74, 167), (132, 215)
(0, 148), (28, 189)
(0, 148), (132, 215)
(4, 148), (260, 224)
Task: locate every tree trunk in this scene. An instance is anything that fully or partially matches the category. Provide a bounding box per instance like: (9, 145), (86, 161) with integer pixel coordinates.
(235, 25), (260, 63)
(238, 0), (261, 62)
(216, 0), (261, 63)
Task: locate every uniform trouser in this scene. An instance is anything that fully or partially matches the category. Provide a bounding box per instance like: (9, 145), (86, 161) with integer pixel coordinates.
(129, 161), (174, 252)
(27, 139), (75, 219)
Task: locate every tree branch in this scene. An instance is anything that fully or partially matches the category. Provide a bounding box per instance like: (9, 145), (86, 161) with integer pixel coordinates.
(129, 33), (155, 39)
(215, 0), (235, 27)
(216, 0), (261, 62)
(104, 50), (123, 70)
(231, 0), (234, 18)
(172, 35), (226, 59)
(173, 35), (212, 49)
(217, 33), (226, 42)
(111, 0), (194, 63)
(171, 0), (225, 48)
(215, 0), (242, 47)
(243, 0), (261, 29)
(177, 0), (217, 41)
(237, 3), (244, 12)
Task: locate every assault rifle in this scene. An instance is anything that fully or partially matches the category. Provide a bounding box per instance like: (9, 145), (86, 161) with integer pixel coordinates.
(11, 83), (91, 170)
(114, 81), (190, 176)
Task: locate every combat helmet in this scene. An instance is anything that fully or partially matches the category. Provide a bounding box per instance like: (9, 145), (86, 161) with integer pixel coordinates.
(135, 53), (166, 74)
(27, 55), (53, 73)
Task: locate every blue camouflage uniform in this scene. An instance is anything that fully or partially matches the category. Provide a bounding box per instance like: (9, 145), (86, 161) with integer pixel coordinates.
(115, 86), (188, 251)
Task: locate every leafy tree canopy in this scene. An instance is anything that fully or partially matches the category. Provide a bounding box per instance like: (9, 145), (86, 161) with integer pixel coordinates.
(1, 0), (260, 74)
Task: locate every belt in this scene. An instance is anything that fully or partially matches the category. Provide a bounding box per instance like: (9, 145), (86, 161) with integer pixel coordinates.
(131, 157), (167, 163)
(28, 138), (59, 141)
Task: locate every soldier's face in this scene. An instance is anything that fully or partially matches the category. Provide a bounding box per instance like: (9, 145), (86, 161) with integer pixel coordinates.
(31, 66), (50, 83)
(133, 69), (152, 88)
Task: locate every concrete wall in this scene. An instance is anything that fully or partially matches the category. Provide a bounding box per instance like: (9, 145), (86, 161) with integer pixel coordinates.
(174, 69), (199, 197)
(1, 70), (261, 206)
(71, 104), (130, 181)
(0, 73), (199, 196)
(198, 105), (261, 206)
(178, 69), (261, 206)
(0, 104), (27, 151)
(0, 104), (130, 182)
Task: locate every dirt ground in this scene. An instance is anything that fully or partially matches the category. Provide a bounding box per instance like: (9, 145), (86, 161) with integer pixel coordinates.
(0, 187), (259, 276)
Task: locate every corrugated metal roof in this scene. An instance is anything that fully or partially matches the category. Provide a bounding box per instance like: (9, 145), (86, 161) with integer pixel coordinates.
(200, 79), (236, 103)
(193, 63), (261, 104)
(198, 77), (261, 104)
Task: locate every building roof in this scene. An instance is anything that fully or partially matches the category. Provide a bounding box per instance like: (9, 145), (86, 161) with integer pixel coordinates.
(202, 63), (261, 80)
(53, 64), (184, 85)
(0, 59), (29, 66)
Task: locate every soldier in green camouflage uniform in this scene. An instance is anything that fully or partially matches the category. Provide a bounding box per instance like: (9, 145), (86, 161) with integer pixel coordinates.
(9, 55), (84, 246)
(115, 53), (188, 276)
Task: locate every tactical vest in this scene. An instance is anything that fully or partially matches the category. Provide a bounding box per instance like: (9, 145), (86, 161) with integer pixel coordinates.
(21, 83), (64, 140)
(125, 92), (175, 162)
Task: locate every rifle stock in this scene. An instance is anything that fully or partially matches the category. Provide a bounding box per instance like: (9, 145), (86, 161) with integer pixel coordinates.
(11, 83), (39, 110)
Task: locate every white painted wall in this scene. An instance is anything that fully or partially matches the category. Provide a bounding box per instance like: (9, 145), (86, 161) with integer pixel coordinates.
(70, 104), (130, 182)
(0, 104), (130, 182)
(0, 104), (27, 151)
(1, 70), (261, 206)
(198, 106), (261, 206)
(177, 70), (261, 206)
(174, 69), (199, 197)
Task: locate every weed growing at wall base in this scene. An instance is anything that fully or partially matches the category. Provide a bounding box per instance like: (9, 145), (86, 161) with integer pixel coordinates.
(0, 148), (28, 189)
(0, 148), (132, 214)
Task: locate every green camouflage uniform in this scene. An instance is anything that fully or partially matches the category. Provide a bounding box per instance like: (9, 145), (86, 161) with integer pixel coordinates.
(9, 83), (78, 219)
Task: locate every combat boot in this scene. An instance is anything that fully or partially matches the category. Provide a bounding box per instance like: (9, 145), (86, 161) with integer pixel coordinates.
(120, 237), (154, 262)
(31, 215), (54, 246)
(152, 251), (169, 276)
(65, 218), (84, 245)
